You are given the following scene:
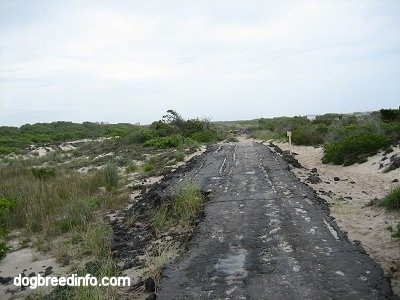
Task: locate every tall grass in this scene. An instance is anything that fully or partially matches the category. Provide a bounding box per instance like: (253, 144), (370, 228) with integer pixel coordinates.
(0, 162), (106, 235)
(81, 219), (112, 259)
(104, 163), (119, 189)
(0, 160), (126, 297)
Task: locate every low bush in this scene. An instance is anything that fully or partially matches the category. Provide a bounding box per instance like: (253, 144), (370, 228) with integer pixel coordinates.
(322, 142), (345, 164)
(380, 186), (400, 210)
(323, 132), (390, 165)
(143, 135), (185, 149)
(31, 167), (56, 179)
(0, 146), (20, 155)
(292, 125), (323, 146)
(190, 129), (218, 143)
(380, 108), (400, 122)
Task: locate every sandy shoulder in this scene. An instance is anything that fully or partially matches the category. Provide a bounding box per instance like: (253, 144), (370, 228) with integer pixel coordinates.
(274, 142), (400, 296)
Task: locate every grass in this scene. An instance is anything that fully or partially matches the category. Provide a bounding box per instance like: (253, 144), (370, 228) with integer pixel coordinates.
(104, 163), (119, 189)
(173, 150), (185, 162)
(80, 219), (112, 259)
(0, 165), (103, 233)
(143, 241), (180, 292)
(0, 114), (216, 297)
(380, 186), (400, 210)
(74, 258), (119, 300)
(330, 198), (351, 215)
(143, 161), (155, 172)
(0, 242), (9, 260)
(31, 167), (56, 179)
(125, 162), (139, 173)
(153, 206), (172, 235)
(153, 182), (203, 236)
(386, 224), (400, 239)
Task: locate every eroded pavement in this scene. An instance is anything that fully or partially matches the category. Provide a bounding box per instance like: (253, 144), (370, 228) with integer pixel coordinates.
(158, 141), (396, 299)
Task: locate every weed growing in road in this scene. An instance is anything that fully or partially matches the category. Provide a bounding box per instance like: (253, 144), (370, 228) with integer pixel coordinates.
(153, 182), (203, 236)
(172, 183), (203, 229)
(153, 206), (172, 235)
(381, 186), (400, 210)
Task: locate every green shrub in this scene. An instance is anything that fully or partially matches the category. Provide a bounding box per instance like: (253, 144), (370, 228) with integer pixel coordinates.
(143, 135), (185, 148)
(190, 129), (217, 143)
(31, 167), (56, 179)
(0, 146), (20, 155)
(381, 186), (400, 210)
(323, 132), (390, 165)
(292, 125), (323, 146)
(0, 196), (16, 211)
(182, 138), (200, 149)
(322, 142), (345, 164)
(380, 109), (400, 122)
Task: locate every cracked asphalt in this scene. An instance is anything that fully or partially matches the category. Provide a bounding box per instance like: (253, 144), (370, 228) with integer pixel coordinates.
(158, 141), (396, 299)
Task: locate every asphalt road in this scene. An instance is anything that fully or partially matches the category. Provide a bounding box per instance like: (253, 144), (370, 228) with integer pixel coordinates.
(158, 141), (396, 299)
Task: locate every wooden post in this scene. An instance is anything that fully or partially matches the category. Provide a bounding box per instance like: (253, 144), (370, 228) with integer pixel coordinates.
(287, 131), (292, 154)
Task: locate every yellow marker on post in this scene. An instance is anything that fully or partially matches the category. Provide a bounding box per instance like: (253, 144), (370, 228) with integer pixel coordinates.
(287, 131), (292, 154)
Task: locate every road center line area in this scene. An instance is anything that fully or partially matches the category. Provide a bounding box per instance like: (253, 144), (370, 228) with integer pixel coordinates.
(158, 141), (396, 299)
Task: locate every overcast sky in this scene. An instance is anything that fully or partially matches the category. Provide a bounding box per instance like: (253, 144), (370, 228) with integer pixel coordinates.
(0, 0), (399, 126)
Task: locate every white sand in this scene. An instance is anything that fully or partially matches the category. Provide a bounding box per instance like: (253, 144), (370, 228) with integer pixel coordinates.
(0, 247), (69, 299)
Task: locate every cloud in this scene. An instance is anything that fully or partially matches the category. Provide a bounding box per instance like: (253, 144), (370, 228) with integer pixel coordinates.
(1, 0), (400, 126)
